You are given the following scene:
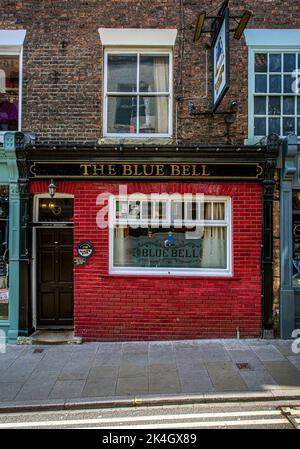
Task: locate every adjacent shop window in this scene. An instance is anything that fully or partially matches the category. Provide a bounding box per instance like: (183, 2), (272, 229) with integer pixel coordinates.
(0, 186), (9, 320)
(110, 196), (231, 276)
(104, 51), (172, 137)
(252, 52), (300, 138)
(292, 191), (300, 286)
(0, 55), (19, 131)
(37, 197), (74, 223)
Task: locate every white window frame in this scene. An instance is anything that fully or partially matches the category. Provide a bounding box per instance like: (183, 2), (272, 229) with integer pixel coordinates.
(109, 195), (232, 277)
(245, 29), (300, 144)
(0, 30), (26, 142)
(103, 48), (173, 138)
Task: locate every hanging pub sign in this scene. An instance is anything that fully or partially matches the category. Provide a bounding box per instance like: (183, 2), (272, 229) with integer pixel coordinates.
(212, 7), (230, 112)
(77, 240), (94, 259)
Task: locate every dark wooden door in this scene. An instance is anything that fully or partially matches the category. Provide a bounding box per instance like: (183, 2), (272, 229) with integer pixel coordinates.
(37, 228), (73, 326)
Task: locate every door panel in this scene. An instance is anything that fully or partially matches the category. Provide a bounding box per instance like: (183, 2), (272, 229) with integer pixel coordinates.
(37, 228), (74, 326)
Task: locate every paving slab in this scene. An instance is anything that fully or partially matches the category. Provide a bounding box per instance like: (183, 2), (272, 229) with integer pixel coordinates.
(58, 363), (91, 381)
(82, 378), (117, 397)
(122, 342), (148, 352)
(93, 351), (122, 367)
(176, 361), (207, 377)
(287, 356), (300, 371)
(253, 345), (286, 362)
(0, 383), (23, 401)
(121, 351), (148, 365)
(264, 361), (300, 387)
(15, 381), (56, 401)
(149, 372), (181, 394)
(149, 363), (177, 377)
(49, 380), (86, 399)
(206, 362), (248, 392)
(119, 363), (148, 378)
(201, 349), (231, 362)
(87, 366), (119, 381)
(228, 349), (264, 370)
(273, 341), (296, 357)
(149, 343), (174, 364)
(179, 372), (214, 393)
(116, 376), (149, 395)
(239, 368), (277, 391)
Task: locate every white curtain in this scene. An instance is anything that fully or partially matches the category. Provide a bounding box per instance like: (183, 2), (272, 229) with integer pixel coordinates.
(114, 227), (127, 266)
(153, 57), (168, 133)
(200, 203), (227, 269)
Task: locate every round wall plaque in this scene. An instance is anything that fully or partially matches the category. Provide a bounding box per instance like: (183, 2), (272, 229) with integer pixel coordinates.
(77, 240), (94, 258)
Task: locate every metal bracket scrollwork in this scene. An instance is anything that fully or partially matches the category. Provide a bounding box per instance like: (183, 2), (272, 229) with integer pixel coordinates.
(263, 159), (277, 197)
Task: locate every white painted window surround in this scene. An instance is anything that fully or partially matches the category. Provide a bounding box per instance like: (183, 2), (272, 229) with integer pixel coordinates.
(98, 28), (177, 47)
(99, 29), (177, 139)
(245, 29), (300, 145)
(0, 30), (26, 142)
(109, 195), (232, 277)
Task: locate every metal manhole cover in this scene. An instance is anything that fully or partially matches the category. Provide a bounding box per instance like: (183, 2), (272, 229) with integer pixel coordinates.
(33, 348), (44, 354)
(236, 362), (250, 369)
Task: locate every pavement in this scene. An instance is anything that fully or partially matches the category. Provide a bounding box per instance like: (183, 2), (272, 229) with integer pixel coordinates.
(0, 339), (300, 412)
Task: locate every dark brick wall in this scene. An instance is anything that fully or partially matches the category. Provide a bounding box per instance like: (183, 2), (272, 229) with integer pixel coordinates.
(1, 0), (299, 144)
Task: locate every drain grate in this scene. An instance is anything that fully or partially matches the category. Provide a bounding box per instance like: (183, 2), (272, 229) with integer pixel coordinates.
(236, 362), (250, 370)
(33, 348), (44, 354)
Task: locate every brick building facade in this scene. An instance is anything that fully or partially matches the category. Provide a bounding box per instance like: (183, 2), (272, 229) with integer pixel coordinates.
(0, 0), (290, 341)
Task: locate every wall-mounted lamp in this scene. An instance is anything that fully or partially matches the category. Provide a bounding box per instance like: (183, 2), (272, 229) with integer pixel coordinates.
(48, 179), (57, 198)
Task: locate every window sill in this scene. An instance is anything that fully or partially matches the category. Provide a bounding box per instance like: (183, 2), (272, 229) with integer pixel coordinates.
(103, 273), (237, 280)
(98, 137), (174, 146)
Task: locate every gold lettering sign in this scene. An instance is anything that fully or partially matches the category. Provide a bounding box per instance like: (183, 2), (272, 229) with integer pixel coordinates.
(29, 162), (264, 180)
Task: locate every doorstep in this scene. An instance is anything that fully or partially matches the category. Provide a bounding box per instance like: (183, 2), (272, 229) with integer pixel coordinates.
(17, 330), (82, 345)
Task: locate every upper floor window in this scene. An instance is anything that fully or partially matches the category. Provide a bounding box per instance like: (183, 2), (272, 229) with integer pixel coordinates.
(0, 55), (19, 131)
(245, 29), (300, 142)
(104, 50), (172, 137)
(0, 30), (26, 139)
(253, 52), (300, 138)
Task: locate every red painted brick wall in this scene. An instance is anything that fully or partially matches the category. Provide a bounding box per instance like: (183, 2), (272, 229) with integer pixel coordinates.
(31, 180), (263, 341)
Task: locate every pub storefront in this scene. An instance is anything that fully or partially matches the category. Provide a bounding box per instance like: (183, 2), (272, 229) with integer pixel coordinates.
(17, 141), (279, 341)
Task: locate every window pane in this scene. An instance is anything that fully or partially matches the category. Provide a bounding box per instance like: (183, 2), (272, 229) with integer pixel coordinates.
(283, 117), (295, 135)
(113, 226), (227, 269)
(284, 74), (293, 93)
(283, 96), (295, 115)
(107, 96), (137, 134)
(139, 96), (168, 134)
(298, 97), (300, 115)
(0, 56), (19, 131)
(254, 117), (266, 136)
(269, 117), (280, 135)
(254, 96), (266, 114)
(139, 55), (169, 92)
(0, 186), (9, 320)
(269, 54), (281, 72)
(107, 55), (137, 92)
(255, 53), (267, 72)
(255, 75), (267, 93)
(269, 75), (281, 93)
(284, 53), (296, 72)
(268, 96), (281, 115)
(38, 198), (73, 222)
(297, 117), (300, 136)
